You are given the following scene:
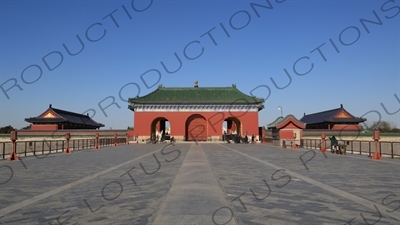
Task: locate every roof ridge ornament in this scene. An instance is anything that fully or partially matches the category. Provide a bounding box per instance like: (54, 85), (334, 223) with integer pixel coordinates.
(232, 84), (236, 88)
(194, 80), (198, 88)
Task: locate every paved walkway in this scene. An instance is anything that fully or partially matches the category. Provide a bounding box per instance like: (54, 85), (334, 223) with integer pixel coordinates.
(150, 144), (236, 225)
(0, 143), (399, 225)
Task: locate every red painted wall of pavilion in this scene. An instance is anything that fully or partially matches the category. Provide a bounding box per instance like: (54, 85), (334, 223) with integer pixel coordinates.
(132, 111), (259, 140)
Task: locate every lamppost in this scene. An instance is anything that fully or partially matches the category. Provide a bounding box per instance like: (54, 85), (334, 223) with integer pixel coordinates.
(278, 106), (283, 117)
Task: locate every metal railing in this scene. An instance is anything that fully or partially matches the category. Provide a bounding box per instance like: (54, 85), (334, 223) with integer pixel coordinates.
(300, 139), (400, 159)
(1, 138), (127, 160)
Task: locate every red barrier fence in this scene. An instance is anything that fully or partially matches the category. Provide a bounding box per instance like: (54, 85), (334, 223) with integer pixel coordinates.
(300, 139), (400, 159)
(1, 138), (127, 160)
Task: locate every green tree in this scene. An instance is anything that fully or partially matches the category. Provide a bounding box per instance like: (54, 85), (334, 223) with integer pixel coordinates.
(0, 125), (15, 134)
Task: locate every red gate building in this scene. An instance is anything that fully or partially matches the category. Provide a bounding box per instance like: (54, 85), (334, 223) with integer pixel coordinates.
(128, 82), (264, 142)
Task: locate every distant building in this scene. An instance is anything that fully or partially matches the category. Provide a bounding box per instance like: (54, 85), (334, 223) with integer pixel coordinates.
(128, 82), (264, 141)
(267, 114), (306, 146)
(300, 104), (366, 130)
(25, 104), (104, 130)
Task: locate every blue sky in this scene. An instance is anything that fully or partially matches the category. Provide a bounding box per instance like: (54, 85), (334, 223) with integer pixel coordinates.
(1, 0), (399, 130)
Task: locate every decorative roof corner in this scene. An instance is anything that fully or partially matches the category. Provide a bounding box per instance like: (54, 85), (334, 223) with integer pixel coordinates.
(128, 103), (136, 111)
(258, 103), (265, 111)
(232, 84), (236, 88)
(158, 84), (163, 89)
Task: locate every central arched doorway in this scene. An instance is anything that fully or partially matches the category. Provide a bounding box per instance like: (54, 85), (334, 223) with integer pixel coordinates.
(185, 114), (207, 141)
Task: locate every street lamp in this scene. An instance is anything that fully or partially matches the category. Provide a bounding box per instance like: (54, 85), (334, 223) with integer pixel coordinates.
(278, 106), (283, 117)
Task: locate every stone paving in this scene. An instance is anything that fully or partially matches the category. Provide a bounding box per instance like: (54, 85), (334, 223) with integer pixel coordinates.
(0, 143), (399, 225)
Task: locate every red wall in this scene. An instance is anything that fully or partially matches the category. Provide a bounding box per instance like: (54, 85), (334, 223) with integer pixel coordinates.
(279, 130), (294, 139)
(133, 111), (259, 137)
(127, 130), (136, 137)
(31, 124), (58, 130)
(332, 124), (361, 130)
(17, 130), (127, 136)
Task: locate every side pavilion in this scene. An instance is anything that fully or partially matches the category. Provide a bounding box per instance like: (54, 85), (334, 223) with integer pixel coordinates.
(128, 82), (264, 142)
(25, 104), (104, 130)
(300, 104), (366, 130)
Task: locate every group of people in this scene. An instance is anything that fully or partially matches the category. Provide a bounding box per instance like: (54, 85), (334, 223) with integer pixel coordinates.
(151, 131), (174, 144)
(223, 131), (256, 143)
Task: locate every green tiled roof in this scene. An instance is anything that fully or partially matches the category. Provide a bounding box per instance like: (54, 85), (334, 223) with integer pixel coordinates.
(128, 85), (264, 105)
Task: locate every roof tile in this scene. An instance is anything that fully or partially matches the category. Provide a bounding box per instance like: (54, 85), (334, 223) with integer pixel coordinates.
(300, 107), (366, 124)
(128, 86), (264, 105)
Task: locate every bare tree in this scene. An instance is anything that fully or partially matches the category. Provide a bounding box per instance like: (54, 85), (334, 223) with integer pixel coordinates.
(363, 121), (379, 130)
(365, 121), (398, 132)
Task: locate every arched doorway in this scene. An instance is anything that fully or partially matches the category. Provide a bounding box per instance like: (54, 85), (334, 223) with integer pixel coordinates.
(151, 117), (170, 141)
(224, 117), (242, 143)
(185, 114), (207, 141)
(224, 117), (242, 136)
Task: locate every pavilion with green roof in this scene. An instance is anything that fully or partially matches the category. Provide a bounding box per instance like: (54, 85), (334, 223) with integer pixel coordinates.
(128, 81), (265, 142)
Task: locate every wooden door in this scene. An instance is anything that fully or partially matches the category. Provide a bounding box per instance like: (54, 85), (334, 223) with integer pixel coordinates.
(187, 115), (207, 141)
